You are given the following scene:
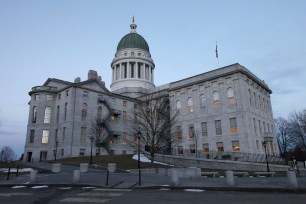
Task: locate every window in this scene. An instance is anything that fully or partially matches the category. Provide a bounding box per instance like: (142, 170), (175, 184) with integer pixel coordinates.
(41, 130), (49, 144)
(227, 88), (236, 104)
(122, 132), (127, 144)
(259, 120), (262, 135)
(230, 118), (238, 134)
(34, 94), (39, 100)
(96, 149), (100, 156)
(58, 93), (61, 100)
(97, 106), (102, 119)
(138, 52), (141, 56)
(187, 88), (192, 94)
(131, 52), (134, 56)
(55, 129), (58, 143)
(176, 91), (180, 97)
(253, 118), (257, 133)
(124, 66), (127, 78)
(32, 106), (37, 123)
(187, 97), (193, 112)
(232, 141), (240, 151)
(138, 66), (141, 78)
(122, 111), (127, 120)
(213, 91), (220, 101)
(263, 122), (266, 132)
(215, 120), (222, 135)
(109, 137), (116, 144)
(201, 122), (208, 137)
(64, 103), (68, 121)
(82, 103), (87, 121)
(200, 94), (206, 109)
(56, 106), (60, 122)
(217, 142), (224, 152)
(248, 89), (252, 105)
(123, 100), (127, 107)
(83, 91), (88, 97)
(131, 64), (134, 78)
(189, 125), (195, 139)
(79, 149), (85, 156)
(203, 143), (209, 153)
(177, 126), (182, 140)
(62, 127), (66, 143)
(66, 90), (69, 96)
(176, 100), (181, 113)
(30, 130), (35, 143)
(190, 144), (196, 154)
(46, 94), (53, 100)
(61, 149), (64, 156)
(80, 127), (86, 143)
(177, 146), (183, 155)
(199, 85), (204, 91)
(254, 92), (257, 107)
(44, 106), (51, 123)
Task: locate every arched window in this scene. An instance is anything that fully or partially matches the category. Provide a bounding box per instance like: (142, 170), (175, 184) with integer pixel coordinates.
(44, 106), (51, 124)
(187, 97), (193, 112)
(32, 106), (37, 123)
(176, 100), (181, 113)
(213, 91), (220, 101)
(97, 106), (102, 119)
(200, 94), (206, 109)
(82, 103), (87, 121)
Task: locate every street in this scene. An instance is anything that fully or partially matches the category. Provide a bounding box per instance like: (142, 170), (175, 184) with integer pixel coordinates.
(0, 186), (305, 204)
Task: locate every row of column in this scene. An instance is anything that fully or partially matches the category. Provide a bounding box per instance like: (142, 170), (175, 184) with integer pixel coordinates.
(112, 62), (154, 83)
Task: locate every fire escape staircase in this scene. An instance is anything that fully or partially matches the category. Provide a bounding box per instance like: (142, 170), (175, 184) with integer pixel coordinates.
(97, 96), (121, 154)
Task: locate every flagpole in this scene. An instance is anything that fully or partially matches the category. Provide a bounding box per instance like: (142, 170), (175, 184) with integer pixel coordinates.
(216, 41), (219, 67)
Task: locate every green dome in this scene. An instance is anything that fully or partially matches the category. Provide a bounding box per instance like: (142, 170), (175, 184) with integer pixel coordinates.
(117, 33), (150, 52)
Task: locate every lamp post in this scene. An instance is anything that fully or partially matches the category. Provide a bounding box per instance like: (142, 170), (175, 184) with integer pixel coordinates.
(262, 141), (270, 172)
(90, 136), (94, 165)
(1, 150), (4, 161)
(137, 130), (142, 186)
(54, 141), (58, 161)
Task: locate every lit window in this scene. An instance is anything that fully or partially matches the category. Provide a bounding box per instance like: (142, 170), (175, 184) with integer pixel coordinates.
(34, 94), (39, 100)
(200, 94), (206, 109)
(32, 106), (37, 123)
(190, 144), (196, 154)
(29, 130), (35, 143)
(177, 146), (183, 155)
(189, 125), (195, 139)
(122, 132), (127, 144)
(82, 103), (87, 121)
(80, 127), (86, 143)
(46, 94), (53, 100)
(217, 142), (224, 152)
(111, 114), (115, 121)
(215, 120), (222, 135)
(187, 97), (193, 112)
(44, 106), (51, 124)
(201, 122), (207, 137)
(230, 118), (238, 134)
(177, 126), (182, 140)
(232, 141), (240, 151)
(203, 143), (209, 153)
(109, 137), (116, 144)
(42, 130), (49, 144)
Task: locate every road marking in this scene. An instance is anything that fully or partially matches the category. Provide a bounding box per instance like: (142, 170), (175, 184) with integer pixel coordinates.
(78, 192), (122, 197)
(0, 193), (32, 197)
(93, 188), (132, 192)
(60, 198), (110, 203)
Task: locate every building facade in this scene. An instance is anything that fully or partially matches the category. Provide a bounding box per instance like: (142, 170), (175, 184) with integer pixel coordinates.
(23, 19), (278, 162)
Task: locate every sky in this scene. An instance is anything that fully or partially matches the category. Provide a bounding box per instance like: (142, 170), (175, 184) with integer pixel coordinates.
(0, 0), (305, 156)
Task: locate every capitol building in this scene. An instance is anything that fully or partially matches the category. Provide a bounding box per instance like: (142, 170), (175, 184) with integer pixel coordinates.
(23, 19), (278, 162)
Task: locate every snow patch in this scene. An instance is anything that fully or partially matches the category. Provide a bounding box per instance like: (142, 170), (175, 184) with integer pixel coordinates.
(31, 185), (49, 189)
(82, 186), (96, 189)
(184, 189), (205, 192)
(159, 188), (170, 191)
(12, 186), (27, 189)
(132, 154), (174, 166)
(59, 187), (72, 190)
(0, 168), (33, 173)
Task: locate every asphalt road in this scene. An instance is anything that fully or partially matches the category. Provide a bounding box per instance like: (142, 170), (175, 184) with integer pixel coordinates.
(0, 186), (305, 204)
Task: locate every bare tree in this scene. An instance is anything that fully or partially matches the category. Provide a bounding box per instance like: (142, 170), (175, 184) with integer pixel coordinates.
(88, 118), (105, 154)
(274, 117), (292, 159)
(288, 110), (306, 151)
(128, 92), (178, 163)
(0, 146), (17, 161)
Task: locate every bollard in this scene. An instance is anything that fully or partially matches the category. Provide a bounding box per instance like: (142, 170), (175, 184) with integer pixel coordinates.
(287, 171), (298, 188)
(171, 169), (179, 186)
(107, 163), (116, 173)
(7, 167), (11, 180)
(106, 170), (109, 186)
(73, 170), (80, 183)
(30, 170), (38, 183)
(16, 165), (19, 177)
(80, 163), (89, 173)
(52, 163), (62, 173)
(225, 170), (235, 187)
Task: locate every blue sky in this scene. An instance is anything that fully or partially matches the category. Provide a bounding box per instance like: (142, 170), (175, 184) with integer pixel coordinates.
(1, 0), (306, 156)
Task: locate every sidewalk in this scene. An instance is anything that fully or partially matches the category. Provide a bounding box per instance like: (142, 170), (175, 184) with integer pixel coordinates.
(1, 162), (306, 192)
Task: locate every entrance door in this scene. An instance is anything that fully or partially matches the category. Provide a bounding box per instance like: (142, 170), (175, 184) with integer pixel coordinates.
(27, 152), (32, 162)
(39, 151), (47, 162)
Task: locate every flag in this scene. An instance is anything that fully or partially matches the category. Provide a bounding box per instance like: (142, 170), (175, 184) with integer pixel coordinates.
(215, 43), (218, 58)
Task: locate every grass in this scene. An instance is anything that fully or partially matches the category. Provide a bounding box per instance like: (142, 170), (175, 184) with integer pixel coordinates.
(52, 154), (171, 171)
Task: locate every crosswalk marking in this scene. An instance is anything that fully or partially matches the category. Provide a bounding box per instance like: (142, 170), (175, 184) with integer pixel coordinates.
(60, 198), (110, 203)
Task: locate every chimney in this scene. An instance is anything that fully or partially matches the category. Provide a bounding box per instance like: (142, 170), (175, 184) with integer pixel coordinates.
(88, 70), (98, 80)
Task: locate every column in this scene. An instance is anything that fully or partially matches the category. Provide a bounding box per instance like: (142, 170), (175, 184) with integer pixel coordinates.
(119, 63), (122, 80)
(112, 66), (114, 82)
(127, 62), (130, 78)
(148, 66), (151, 82)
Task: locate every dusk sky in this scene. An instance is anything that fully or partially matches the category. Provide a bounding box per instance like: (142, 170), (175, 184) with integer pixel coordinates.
(1, 0), (305, 156)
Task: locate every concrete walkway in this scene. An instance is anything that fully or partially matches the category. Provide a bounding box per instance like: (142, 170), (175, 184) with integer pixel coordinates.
(1, 162), (306, 192)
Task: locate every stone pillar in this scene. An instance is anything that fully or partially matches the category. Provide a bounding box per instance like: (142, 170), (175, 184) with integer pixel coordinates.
(52, 163), (61, 173)
(287, 171), (298, 188)
(170, 169), (179, 186)
(29, 170), (38, 183)
(80, 163), (89, 173)
(225, 170), (235, 187)
(119, 63), (122, 80)
(73, 170), (80, 183)
(108, 163), (116, 173)
(126, 62), (130, 78)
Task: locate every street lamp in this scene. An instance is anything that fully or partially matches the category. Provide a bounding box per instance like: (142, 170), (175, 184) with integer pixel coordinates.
(54, 141), (58, 161)
(137, 129), (142, 186)
(262, 141), (270, 172)
(90, 136), (94, 165)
